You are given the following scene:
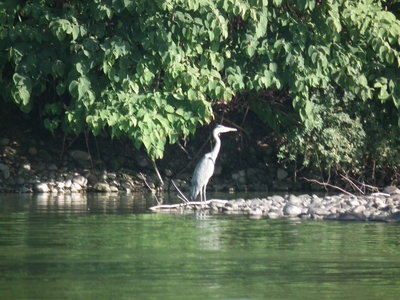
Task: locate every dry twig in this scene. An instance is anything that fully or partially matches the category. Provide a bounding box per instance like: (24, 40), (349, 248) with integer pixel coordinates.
(302, 177), (356, 197)
(171, 179), (190, 203)
(140, 172), (161, 205)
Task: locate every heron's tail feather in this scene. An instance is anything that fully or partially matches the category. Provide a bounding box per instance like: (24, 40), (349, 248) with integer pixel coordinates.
(190, 186), (199, 201)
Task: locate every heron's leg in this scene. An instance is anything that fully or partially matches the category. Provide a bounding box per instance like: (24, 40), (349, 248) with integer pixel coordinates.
(199, 187), (203, 202)
(203, 185), (207, 202)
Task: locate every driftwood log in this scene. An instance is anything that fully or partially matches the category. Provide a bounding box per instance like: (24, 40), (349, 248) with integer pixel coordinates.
(149, 199), (228, 213)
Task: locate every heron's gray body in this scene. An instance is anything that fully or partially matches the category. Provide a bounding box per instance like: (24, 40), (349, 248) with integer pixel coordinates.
(190, 153), (215, 201)
(190, 125), (237, 202)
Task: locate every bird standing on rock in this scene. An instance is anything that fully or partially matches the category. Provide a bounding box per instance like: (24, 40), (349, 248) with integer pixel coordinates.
(190, 125), (237, 202)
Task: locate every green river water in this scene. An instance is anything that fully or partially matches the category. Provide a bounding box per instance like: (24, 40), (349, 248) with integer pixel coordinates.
(0, 193), (400, 299)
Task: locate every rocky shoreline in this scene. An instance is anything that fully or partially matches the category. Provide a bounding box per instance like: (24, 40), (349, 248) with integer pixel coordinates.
(150, 186), (400, 222)
(0, 135), (166, 194)
(0, 131), (299, 195)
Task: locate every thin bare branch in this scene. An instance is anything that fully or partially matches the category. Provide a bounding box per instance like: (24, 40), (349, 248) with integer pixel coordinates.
(151, 159), (164, 186)
(171, 179), (189, 203)
(302, 177), (356, 197)
(140, 172), (162, 205)
(340, 173), (364, 194)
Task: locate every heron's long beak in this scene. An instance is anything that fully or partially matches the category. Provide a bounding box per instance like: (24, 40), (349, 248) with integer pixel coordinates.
(219, 126), (237, 133)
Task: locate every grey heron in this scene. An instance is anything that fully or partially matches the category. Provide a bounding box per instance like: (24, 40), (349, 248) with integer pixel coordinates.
(190, 125), (237, 202)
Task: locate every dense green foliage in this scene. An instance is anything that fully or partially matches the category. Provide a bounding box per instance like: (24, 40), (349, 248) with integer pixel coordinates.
(0, 0), (399, 180)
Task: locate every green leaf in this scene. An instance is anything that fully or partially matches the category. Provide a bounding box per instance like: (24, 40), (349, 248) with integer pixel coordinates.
(72, 25), (80, 40)
(52, 60), (65, 77)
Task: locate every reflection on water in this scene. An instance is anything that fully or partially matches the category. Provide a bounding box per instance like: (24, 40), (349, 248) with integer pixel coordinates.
(0, 191), (274, 215)
(0, 193), (400, 300)
(0, 192), (163, 215)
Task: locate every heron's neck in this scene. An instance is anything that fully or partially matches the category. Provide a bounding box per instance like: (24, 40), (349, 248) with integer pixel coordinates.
(210, 131), (221, 161)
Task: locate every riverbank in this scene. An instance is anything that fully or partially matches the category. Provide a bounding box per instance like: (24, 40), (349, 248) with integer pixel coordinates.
(0, 125), (304, 194)
(150, 187), (400, 222)
(1, 123), (399, 207)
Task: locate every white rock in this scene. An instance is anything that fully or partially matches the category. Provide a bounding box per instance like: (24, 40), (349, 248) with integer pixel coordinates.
(93, 182), (111, 192)
(283, 204), (302, 216)
(348, 199), (360, 207)
(110, 185), (119, 193)
(71, 182), (82, 193)
(288, 194), (302, 205)
(353, 205), (366, 214)
(64, 179), (72, 188)
(267, 211), (282, 219)
(73, 175), (87, 187)
(34, 182), (50, 193)
(21, 163), (31, 171)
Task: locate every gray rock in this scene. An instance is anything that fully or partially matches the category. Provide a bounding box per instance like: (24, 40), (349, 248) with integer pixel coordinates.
(384, 212), (400, 222)
(121, 181), (133, 192)
(0, 138), (10, 146)
(100, 172), (108, 181)
(70, 150), (91, 161)
(136, 155), (149, 167)
(19, 186), (33, 193)
(107, 173), (117, 180)
(337, 212), (365, 221)
(93, 182), (111, 193)
(48, 163), (58, 171)
(16, 177), (25, 185)
(0, 163), (10, 179)
(383, 186), (400, 195)
(369, 211), (390, 222)
(37, 149), (52, 162)
(33, 182), (50, 193)
(277, 168), (288, 180)
(209, 200), (227, 209)
(392, 194), (400, 202)
(28, 146), (38, 155)
(164, 169), (173, 177)
(283, 204), (302, 217)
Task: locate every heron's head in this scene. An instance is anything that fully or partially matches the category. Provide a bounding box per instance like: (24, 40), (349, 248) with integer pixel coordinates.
(214, 124), (237, 135)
